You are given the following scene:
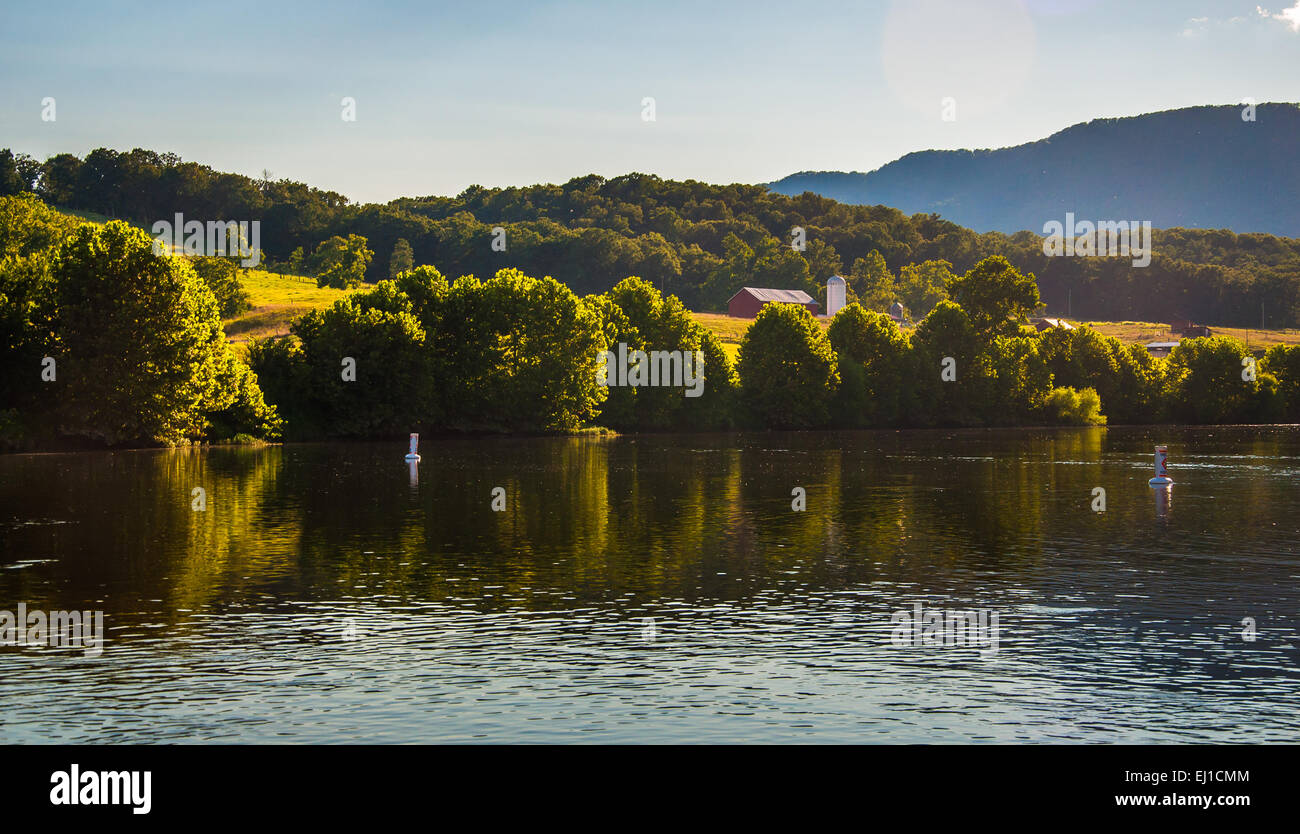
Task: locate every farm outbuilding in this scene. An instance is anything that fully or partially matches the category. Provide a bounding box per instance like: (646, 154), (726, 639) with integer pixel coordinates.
(727, 287), (819, 318)
(1170, 318), (1211, 337)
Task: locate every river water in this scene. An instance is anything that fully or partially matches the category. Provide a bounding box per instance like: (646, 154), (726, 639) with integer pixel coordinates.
(1, 426), (1296, 742)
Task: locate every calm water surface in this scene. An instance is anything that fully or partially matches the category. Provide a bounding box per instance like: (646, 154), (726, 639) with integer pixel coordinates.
(1, 427), (1297, 743)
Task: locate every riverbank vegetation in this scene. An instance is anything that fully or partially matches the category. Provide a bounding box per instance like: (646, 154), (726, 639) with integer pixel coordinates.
(0, 195), (281, 449)
(238, 252), (1300, 439)
(5, 192), (1300, 450)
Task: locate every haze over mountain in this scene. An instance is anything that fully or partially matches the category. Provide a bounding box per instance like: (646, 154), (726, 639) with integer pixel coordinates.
(769, 104), (1300, 237)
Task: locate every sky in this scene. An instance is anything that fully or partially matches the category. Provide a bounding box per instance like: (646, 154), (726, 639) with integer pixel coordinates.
(2, 0), (1298, 204)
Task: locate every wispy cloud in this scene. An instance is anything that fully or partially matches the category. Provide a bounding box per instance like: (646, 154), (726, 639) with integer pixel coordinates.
(1181, 16), (1210, 37)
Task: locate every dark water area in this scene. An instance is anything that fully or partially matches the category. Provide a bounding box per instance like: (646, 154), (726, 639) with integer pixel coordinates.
(1, 426), (1297, 742)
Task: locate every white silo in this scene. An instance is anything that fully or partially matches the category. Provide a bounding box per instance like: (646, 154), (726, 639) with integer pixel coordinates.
(826, 275), (847, 318)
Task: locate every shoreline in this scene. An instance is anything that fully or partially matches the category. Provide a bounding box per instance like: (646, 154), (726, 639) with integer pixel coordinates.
(6, 422), (1299, 457)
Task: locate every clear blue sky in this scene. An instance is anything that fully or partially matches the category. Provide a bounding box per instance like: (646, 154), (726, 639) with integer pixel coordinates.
(2, 0), (1297, 203)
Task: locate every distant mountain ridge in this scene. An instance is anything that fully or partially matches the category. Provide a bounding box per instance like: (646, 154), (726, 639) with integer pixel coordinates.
(769, 104), (1300, 237)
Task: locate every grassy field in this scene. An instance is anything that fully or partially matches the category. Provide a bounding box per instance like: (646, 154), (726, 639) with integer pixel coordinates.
(691, 311), (831, 363)
(239, 269), (350, 309)
(690, 311), (1300, 362)
(1084, 321), (1300, 352)
(223, 269), (351, 345)
(691, 313), (748, 363)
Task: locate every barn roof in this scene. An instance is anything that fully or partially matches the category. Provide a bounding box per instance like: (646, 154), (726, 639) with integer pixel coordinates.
(729, 287), (816, 304)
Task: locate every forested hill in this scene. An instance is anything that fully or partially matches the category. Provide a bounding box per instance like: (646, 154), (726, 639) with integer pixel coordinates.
(769, 104), (1300, 237)
(3, 142), (1300, 328)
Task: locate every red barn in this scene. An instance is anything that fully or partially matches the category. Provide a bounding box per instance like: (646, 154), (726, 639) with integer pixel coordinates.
(727, 287), (819, 318)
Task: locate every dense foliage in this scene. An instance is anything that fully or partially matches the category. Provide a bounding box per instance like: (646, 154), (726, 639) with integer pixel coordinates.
(250, 271), (735, 438)
(0, 194), (280, 448)
(5, 146), (1299, 328)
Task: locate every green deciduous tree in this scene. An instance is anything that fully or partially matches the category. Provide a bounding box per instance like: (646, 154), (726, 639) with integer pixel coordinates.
(1261, 344), (1300, 421)
(896, 259), (953, 320)
(909, 300), (992, 426)
(189, 256), (252, 317)
(52, 221), (278, 444)
(313, 233), (373, 289)
(827, 303), (912, 426)
(448, 269), (608, 431)
(389, 237), (414, 279)
(0, 195), (78, 415)
(288, 288), (432, 437)
(0, 192), (78, 258)
(988, 335), (1052, 424)
(947, 255), (1042, 337)
(737, 301), (838, 428)
(594, 276), (736, 430)
(1164, 336), (1259, 423)
(0, 150), (37, 196)
(849, 250), (896, 312)
(1110, 343), (1167, 424)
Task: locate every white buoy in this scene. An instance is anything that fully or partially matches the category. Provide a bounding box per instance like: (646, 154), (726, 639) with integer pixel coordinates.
(404, 432), (421, 462)
(1148, 445), (1172, 487)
